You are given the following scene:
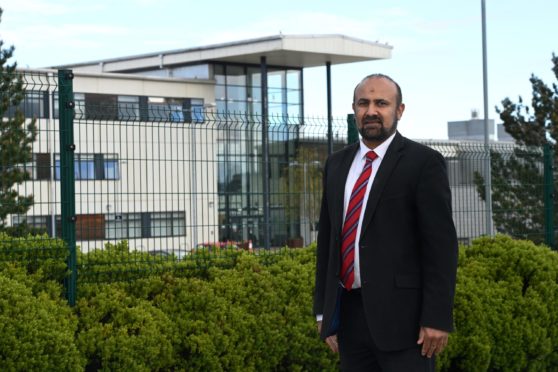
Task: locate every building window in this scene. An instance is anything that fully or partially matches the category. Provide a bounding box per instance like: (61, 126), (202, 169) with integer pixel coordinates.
(4, 91), (49, 119)
(12, 215), (61, 237)
(54, 153), (120, 181)
(103, 155), (120, 180)
(145, 96), (204, 123)
(150, 211), (186, 237)
(14, 211), (184, 240)
(147, 97), (169, 121)
(74, 93), (86, 119)
(168, 99), (184, 122)
(16, 153), (52, 181)
(84, 93), (118, 120)
(118, 95), (140, 120)
(105, 213), (142, 239)
(75, 154), (95, 180)
(191, 99), (204, 123)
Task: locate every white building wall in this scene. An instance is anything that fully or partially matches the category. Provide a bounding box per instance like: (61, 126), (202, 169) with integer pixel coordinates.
(13, 71), (220, 254)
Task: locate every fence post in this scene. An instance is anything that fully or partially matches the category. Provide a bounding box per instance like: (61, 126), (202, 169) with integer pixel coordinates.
(347, 114), (359, 145)
(543, 143), (555, 249)
(260, 57), (271, 249)
(58, 70), (77, 305)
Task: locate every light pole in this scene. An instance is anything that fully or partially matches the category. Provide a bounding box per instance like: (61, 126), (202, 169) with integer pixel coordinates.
(481, 0), (494, 236)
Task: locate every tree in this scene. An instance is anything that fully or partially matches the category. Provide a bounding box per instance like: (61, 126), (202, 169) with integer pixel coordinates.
(474, 54), (558, 245)
(279, 147), (323, 245)
(0, 8), (37, 232)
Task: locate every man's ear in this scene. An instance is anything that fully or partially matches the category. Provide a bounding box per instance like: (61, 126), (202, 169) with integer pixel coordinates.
(397, 103), (406, 120)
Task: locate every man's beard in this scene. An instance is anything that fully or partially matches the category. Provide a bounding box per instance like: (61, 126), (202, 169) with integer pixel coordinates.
(358, 115), (398, 142)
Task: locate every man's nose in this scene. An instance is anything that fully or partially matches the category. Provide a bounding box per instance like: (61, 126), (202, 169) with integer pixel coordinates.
(365, 104), (379, 116)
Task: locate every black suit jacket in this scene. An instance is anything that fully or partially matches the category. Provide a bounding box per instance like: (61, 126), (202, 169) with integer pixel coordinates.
(313, 132), (458, 351)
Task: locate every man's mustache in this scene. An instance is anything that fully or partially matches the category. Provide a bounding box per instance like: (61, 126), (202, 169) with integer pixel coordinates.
(363, 115), (383, 124)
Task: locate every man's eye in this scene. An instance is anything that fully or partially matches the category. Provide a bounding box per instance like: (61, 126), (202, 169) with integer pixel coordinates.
(377, 101), (388, 106)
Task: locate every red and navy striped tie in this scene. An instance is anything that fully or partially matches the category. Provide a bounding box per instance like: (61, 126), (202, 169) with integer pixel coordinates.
(340, 150), (378, 290)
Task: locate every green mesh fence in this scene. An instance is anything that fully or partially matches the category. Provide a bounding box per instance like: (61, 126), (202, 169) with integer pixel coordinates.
(0, 71), (69, 286)
(1, 70), (556, 297)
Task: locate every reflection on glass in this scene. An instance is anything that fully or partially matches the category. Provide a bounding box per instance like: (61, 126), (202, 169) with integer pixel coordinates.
(226, 65), (246, 86)
(268, 70), (285, 88)
(287, 70), (301, 90)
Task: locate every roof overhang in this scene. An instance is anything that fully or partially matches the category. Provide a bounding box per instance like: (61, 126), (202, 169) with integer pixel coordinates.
(53, 34), (392, 73)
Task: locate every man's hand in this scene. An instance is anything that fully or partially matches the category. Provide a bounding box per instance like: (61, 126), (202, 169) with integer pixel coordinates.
(317, 320), (339, 353)
(417, 326), (449, 358)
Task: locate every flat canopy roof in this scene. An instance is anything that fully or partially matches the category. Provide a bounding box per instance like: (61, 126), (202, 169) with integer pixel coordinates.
(54, 34), (392, 73)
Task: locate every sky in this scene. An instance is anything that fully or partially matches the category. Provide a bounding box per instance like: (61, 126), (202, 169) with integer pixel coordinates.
(0, 0), (556, 140)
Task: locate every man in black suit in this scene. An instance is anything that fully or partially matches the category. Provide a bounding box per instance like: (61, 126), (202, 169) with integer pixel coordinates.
(313, 74), (458, 371)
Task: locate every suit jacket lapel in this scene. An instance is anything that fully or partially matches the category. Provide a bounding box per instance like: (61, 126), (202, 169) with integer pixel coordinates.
(360, 132), (405, 235)
(331, 143), (360, 235)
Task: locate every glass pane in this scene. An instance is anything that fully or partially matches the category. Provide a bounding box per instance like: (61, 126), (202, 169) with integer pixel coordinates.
(118, 95), (139, 120)
(268, 70), (285, 89)
(287, 90), (301, 105)
(215, 85), (226, 100)
(105, 216), (125, 239)
(287, 104), (302, 119)
(227, 101), (247, 113)
(104, 159), (119, 180)
(226, 65), (246, 86)
(76, 156), (95, 180)
(214, 64), (225, 84)
(169, 103), (184, 122)
(55, 158), (60, 180)
(151, 212), (170, 237)
(268, 88), (284, 104)
(74, 93), (85, 120)
(128, 214), (142, 238)
(173, 212), (185, 236)
(247, 67), (261, 87)
(192, 105), (204, 123)
(227, 85), (247, 101)
(171, 64), (209, 79)
(286, 70), (301, 90)
(216, 100), (227, 114)
(148, 103), (168, 121)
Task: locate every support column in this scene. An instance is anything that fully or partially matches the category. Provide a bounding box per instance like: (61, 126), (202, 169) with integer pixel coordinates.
(261, 56), (271, 249)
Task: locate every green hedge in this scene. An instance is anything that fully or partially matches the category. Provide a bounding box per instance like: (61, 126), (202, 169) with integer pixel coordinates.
(438, 235), (558, 371)
(0, 268), (85, 371)
(1, 234), (558, 370)
(75, 248), (337, 371)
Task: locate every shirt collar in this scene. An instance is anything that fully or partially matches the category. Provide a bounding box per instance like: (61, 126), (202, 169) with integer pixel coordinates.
(358, 131), (397, 160)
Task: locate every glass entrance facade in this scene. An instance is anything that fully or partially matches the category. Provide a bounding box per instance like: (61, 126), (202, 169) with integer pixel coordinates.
(131, 62), (304, 247)
(214, 63), (303, 246)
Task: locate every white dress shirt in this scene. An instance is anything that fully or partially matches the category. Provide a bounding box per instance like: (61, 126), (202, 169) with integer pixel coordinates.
(343, 132), (396, 289)
(317, 132), (396, 322)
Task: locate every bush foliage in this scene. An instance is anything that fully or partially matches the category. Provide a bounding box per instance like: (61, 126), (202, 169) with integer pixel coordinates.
(1, 234), (558, 370)
(438, 235), (558, 371)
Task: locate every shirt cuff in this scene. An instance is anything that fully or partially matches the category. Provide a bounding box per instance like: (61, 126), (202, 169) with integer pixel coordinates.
(316, 314), (323, 322)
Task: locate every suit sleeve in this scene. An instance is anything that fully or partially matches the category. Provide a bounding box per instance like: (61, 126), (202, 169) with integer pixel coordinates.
(415, 151), (458, 332)
(313, 157), (331, 316)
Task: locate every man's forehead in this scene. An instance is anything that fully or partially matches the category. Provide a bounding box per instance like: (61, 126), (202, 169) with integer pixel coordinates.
(356, 78), (397, 98)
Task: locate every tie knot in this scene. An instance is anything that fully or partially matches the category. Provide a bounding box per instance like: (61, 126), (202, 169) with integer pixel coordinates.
(365, 151), (378, 162)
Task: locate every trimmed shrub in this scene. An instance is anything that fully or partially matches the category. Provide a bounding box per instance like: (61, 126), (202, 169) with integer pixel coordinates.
(0, 269), (85, 371)
(75, 284), (176, 371)
(0, 232), (68, 283)
(439, 235), (558, 371)
(151, 248), (338, 371)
